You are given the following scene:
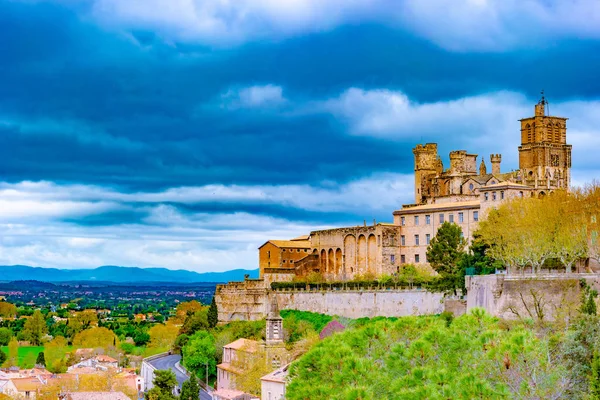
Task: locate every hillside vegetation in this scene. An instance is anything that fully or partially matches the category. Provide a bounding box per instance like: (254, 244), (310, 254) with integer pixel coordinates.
(287, 310), (599, 399)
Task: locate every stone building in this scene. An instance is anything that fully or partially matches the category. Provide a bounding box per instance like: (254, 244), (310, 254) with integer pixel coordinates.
(255, 96), (571, 276)
(215, 299), (289, 397)
(258, 236), (311, 277)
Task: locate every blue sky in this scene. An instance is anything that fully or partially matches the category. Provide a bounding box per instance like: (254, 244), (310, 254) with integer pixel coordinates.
(1, 0), (600, 272)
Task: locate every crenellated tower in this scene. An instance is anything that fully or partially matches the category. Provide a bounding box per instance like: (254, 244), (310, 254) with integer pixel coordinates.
(413, 143), (441, 204)
(518, 94), (571, 192)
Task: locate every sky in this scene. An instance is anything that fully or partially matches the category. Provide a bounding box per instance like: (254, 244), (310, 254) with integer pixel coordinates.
(1, 0), (600, 272)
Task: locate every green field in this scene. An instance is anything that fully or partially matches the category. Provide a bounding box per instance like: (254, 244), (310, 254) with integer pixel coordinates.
(1, 346), (45, 368)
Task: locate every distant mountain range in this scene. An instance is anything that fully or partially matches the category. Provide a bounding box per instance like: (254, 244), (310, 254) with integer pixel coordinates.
(0, 265), (259, 283)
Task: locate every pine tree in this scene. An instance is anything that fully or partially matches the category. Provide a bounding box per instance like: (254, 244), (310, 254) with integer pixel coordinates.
(208, 296), (218, 329)
(180, 375), (200, 400)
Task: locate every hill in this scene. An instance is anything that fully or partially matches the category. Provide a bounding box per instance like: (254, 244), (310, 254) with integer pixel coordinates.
(0, 265), (259, 283)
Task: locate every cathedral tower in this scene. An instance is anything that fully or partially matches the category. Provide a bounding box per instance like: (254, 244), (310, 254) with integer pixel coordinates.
(518, 94), (571, 192)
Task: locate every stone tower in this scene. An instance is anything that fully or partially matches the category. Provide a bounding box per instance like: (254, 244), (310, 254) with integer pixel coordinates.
(518, 95), (571, 192)
(264, 296), (287, 369)
(490, 154), (501, 175)
(265, 296), (283, 344)
(413, 143), (441, 204)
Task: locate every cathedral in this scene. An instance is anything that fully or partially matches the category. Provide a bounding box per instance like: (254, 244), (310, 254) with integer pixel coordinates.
(258, 96), (573, 281)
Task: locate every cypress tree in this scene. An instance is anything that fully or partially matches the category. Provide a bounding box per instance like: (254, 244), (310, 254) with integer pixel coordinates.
(208, 296), (218, 329)
(36, 351), (46, 366)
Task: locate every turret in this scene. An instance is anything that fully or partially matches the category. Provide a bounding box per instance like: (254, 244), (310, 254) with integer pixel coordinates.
(479, 158), (487, 175)
(490, 154), (501, 175)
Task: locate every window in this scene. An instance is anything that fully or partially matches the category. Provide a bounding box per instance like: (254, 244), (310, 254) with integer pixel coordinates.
(401, 216), (405, 226)
(469, 183), (474, 191)
(425, 215), (431, 225)
(391, 255), (395, 263)
(439, 214), (444, 224)
(458, 212), (464, 223)
(519, 191), (524, 198)
(267, 251), (271, 258)
(414, 216), (419, 225)
(377, 235), (381, 246)
(426, 234), (431, 245)
(449, 214), (454, 223)
(401, 255), (406, 264)
(473, 211), (479, 221)
(492, 192), (497, 201)
(415, 234), (420, 246)
(501, 191), (505, 200)
(297, 249), (300, 252)
(415, 254), (420, 263)
(484, 193), (489, 201)
(401, 235), (405, 246)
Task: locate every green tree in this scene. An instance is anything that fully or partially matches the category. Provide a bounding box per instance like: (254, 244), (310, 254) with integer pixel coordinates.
(6, 338), (18, 367)
(208, 297), (218, 329)
(182, 331), (216, 379)
(174, 334), (189, 354)
(581, 280), (598, 316)
(145, 369), (178, 400)
(23, 310), (48, 345)
(181, 310), (209, 335)
(36, 351), (46, 366)
(0, 348), (6, 366)
(180, 375), (200, 400)
(458, 234), (500, 275)
(0, 327), (12, 346)
(591, 351), (600, 399)
(426, 222), (467, 294)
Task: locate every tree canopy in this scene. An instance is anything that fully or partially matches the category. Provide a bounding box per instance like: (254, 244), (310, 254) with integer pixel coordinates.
(426, 222), (467, 294)
(287, 311), (575, 399)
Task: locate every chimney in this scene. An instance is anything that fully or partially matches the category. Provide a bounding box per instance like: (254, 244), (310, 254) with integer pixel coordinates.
(490, 154), (501, 175)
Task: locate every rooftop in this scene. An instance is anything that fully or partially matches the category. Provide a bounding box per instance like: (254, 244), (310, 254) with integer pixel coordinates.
(260, 240), (311, 249)
(64, 392), (131, 400)
(395, 200), (480, 214)
(261, 364), (290, 383)
(224, 338), (260, 352)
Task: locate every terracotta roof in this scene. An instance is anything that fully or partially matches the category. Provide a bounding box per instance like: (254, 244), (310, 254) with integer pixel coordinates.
(261, 240), (311, 249)
(291, 235), (310, 241)
(11, 377), (42, 392)
(223, 338), (259, 352)
(212, 388), (249, 400)
(394, 200), (480, 214)
(261, 364), (290, 383)
(96, 355), (118, 363)
(65, 392), (131, 400)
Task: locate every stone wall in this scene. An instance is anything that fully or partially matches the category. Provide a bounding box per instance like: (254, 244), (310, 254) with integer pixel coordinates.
(466, 274), (600, 321)
(215, 279), (445, 322)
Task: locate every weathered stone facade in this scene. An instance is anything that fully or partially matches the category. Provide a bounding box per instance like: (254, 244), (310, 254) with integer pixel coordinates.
(215, 277), (445, 323)
(466, 274), (599, 321)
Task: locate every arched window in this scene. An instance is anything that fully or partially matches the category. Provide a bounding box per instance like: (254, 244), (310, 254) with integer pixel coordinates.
(554, 124), (560, 142)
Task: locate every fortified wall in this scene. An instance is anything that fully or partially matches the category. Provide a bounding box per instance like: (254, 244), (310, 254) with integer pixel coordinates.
(466, 274), (600, 321)
(215, 277), (446, 323)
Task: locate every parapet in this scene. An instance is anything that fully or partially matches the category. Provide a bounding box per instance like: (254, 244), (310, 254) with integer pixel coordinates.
(413, 143), (438, 154)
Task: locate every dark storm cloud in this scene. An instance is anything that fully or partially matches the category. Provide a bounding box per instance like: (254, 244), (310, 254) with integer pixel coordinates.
(1, 0), (600, 270)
